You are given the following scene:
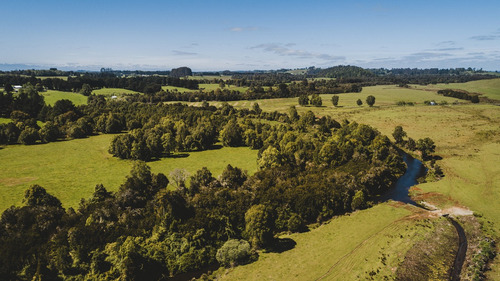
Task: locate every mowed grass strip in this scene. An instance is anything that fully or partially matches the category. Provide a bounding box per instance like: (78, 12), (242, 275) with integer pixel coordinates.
(219, 203), (429, 281)
(0, 134), (258, 212)
(41, 90), (88, 106)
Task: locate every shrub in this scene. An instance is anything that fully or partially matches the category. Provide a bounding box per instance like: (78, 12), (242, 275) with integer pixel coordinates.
(216, 239), (252, 267)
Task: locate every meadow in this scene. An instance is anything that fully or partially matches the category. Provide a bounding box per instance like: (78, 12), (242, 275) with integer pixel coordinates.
(414, 78), (500, 100)
(0, 134), (257, 212)
(162, 83), (249, 93)
(213, 80), (500, 280)
(91, 87), (141, 97)
(41, 90), (88, 106)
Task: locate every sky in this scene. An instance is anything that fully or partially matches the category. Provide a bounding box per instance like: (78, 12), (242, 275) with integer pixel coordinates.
(1, 0), (499, 71)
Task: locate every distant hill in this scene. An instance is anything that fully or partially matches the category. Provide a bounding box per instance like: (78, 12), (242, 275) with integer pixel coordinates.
(310, 65), (374, 78)
(170, 67), (193, 78)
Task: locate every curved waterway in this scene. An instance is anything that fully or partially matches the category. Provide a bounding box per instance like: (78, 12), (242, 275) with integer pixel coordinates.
(382, 153), (427, 206)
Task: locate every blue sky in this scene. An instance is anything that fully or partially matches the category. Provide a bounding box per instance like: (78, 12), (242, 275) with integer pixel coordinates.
(1, 0), (499, 71)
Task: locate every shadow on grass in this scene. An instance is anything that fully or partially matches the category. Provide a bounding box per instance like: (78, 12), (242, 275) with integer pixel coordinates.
(166, 153), (190, 159)
(266, 237), (297, 253)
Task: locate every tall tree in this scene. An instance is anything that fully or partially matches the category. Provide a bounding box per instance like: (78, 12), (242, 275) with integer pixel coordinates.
(366, 95), (376, 107)
(331, 95), (339, 106)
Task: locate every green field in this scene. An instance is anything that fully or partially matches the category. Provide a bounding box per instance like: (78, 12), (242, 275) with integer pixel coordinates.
(414, 78), (500, 100)
(41, 90), (88, 106)
(162, 83), (250, 93)
(218, 203), (434, 280)
(0, 134), (258, 212)
(211, 82), (500, 280)
(91, 87), (142, 97)
(0, 118), (11, 124)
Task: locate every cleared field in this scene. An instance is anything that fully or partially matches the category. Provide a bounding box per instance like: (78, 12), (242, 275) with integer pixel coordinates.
(0, 118), (11, 124)
(413, 78), (500, 100)
(92, 87), (142, 96)
(212, 84), (500, 280)
(162, 84), (249, 93)
(41, 90), (88, 106)
(219, 203), (433, 280)
(0, 134), (258, 212)
(37, 76), (69, 81)
(178, 84), (460, 112)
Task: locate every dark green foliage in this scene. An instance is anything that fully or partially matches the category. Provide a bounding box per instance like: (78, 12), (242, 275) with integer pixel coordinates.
(12, 83), (45, 118)
(310, 94), (322, 107)
(39, 121), (60, 143)
(80, 83), (92, 96)
(332, 95), (339, 106)
(471, 95), (480, 103)
(357, 99), (363, 106)
(23, 184), (62, 208)
(392, 125), (407, 144)
(52, 99), (76, 116)
(416, 137), (436, 160)
(366, 95), (376, 107)
(221, 118), (243, 147)
(244, 204), (274, 249)
(18, 127), (39, 145)
(288, 106), (299, 122)
(219, 164), (247, 189)
(298, 95), (309, 106)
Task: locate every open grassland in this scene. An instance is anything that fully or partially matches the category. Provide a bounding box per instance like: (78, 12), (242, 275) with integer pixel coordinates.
(179, 84), (460, 111)
(413, 78), (500, 100)
(41, 90), (88, 106)
(218, 203), (435, 280)
(214, 83), (500, 280)
(92, 87), (142, 97)
(162, 84), (250, 93)
(36, 76), (69, 81)
(0, 134), (258, 213)
(188, 75), (232, 80)
(0, 118), (11, 124)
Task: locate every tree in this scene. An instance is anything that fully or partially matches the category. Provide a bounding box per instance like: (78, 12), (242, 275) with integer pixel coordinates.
(18, 127), (39, 145)
(4, 83), (14, 93)
(189, 167), (215, 195)
(80, 84), (92, 96)
(221, 118), (243, 147)
(310, 94), (322, 107)
(52, 99), (76, 116)
(470, 95), (479, 103)
(252, 102), (262, 115)
(169, 168), (189, 189)
(331, 95), (339, 106)
(366, 95), (376, 107)
(244, 204), (274, 249)
(298, 95), (309, 106)
(257, 146), (281, 169)
(356, 99), (363, 106)
(288, 106), (299, 122)
(23, 184), (62, 208)
(416, 137), (435, 160)
(219, 164), (247, 189)
(351, 190), (366, 210)
(39, 121), (60, 143)
(392, 126), (407, 144)
(216, 239), (252, 267)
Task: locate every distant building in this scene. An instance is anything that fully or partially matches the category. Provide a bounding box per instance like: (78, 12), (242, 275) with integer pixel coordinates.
(13, 85), (22, 92)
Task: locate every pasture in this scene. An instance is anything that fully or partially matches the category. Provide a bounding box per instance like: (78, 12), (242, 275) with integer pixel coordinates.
(91, 87), (141, 97)
(0, 134), (258, 212)
(413, 78), (500, 100)
(218, 203), (434, 280)
(41, 90), (88, 106)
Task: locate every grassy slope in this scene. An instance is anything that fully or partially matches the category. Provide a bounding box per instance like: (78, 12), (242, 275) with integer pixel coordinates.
(413, 78), (500, 100)
(219, 204), (432, 281)
(217, 84), (500, 280)
(162, 84), (249, 93)
(41, 90), (88, 106)
(0, 134), (257, 212)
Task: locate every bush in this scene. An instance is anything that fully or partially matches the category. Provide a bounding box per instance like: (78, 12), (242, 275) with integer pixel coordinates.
(216, 239), (252, 267)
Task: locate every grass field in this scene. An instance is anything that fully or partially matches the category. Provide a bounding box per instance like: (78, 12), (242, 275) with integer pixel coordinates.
(413, 78), (500, 100)
(162, 84), (250, 93)
(41, 90), (88, 106)
(211, 83), (500, 280)
(91, 87), (142, 97)
(0, 134), (258, 212)
(0, 118), (11, 124)
(218, 203), (434, 280)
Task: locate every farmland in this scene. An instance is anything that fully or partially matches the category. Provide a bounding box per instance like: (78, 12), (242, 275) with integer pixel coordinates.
(41, 90), (88, 106)
(0, 134), (258, 212)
